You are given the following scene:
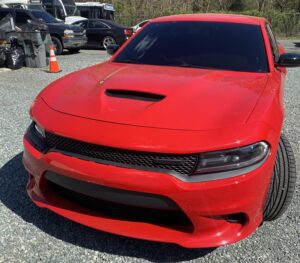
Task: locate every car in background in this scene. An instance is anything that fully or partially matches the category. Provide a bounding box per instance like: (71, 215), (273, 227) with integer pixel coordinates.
(40, 0), (85, 24)
(0, 7), (87, 55)
(132, 19), (150, 33)
(0, 0), (86, 24)
(72, 19), (129, 49)
(30, 9), (87, 54)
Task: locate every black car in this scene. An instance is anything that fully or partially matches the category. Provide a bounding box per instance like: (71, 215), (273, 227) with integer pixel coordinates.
(72, 19), (129, 49)
(0, 8), (87, 55)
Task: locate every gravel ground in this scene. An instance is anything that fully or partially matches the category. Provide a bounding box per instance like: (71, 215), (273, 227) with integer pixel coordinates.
(0, 43), (299, 263)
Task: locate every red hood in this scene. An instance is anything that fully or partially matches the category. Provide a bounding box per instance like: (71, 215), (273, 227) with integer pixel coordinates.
(40, 62), (268, 131)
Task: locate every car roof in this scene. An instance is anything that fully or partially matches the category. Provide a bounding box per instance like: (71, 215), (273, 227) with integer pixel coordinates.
(73, 19), (108, 23)
(88, 19), (115, 23)
(30, 9), (46, 13)
(0, 7), (33, 13)
(151, 14), (267, 25)
(86, 19), (124, 27)
(0, 7), (24, 11)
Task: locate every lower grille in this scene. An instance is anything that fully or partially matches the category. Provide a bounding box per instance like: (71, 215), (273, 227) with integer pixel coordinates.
(45, 172), (193, 232)
(45, 132), (198, 176)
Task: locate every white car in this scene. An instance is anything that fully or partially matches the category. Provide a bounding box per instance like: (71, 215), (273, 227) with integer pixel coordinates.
(132, 19), (150, 33)
(64, 16), (87, 24)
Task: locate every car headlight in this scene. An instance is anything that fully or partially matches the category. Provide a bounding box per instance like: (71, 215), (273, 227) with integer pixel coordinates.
(25, 122), (48, 153)
(64, 29), (74, 39)
(194, 142), (269, 175)
(34, 122), (45, 138)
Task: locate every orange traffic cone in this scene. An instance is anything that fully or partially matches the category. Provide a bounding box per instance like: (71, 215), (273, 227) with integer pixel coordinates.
(48, 45), (61, 73)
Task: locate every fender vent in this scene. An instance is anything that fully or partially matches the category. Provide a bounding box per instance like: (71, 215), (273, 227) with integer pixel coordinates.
(105, 89), (165, 102)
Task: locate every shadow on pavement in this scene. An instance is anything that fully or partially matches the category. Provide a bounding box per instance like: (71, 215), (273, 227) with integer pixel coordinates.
(0, 153), (215, 262)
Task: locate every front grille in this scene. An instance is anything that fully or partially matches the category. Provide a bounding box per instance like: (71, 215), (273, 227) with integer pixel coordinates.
(45, 132), (198, 176)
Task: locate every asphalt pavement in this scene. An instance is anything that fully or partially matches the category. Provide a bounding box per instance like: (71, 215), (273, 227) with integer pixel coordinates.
(0, 43), (299, 262)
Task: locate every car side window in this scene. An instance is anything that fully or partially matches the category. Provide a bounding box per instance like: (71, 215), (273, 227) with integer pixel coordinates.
(15, 10), (32, 25)
(89, 21), (109, 29)
(75, 20), (87, 28)
(0, 10), (10, 20)
(266, 24), (279, 63)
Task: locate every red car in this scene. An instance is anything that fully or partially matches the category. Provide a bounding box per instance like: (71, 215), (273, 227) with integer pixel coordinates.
(23, 14), (299, 248)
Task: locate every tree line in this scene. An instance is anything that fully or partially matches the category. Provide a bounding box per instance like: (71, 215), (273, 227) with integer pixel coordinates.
(105, 0), (300, 36)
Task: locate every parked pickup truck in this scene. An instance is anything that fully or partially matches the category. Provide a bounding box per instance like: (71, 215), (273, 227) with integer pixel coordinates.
(0, 7), (87, 54)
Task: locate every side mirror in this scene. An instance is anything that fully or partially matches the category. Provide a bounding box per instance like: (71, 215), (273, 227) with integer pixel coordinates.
(107, 44), (120, 56)
(276, 53), (300, 68)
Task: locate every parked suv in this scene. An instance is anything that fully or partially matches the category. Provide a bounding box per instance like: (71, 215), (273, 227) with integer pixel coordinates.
(0, 8), (87, 54)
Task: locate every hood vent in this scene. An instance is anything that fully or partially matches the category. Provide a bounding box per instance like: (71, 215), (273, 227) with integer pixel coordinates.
(105, 89), (165, 102)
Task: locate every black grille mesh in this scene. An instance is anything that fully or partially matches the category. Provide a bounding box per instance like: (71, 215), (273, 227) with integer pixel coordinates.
(45, 132), (198, 175)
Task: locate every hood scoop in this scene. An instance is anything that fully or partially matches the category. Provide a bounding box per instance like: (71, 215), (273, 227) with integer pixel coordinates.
(105, 89), (165, 102)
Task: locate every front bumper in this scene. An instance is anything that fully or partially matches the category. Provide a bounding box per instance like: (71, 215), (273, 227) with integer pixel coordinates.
(23, 98), (279, 248)
(23, 137), (276, 248)
(63, 36), (87, 49)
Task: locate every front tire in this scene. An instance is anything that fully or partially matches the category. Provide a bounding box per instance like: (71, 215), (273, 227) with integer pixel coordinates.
(263, 134), (297, 221)
(51, 36), (63, 55)
(102, 36), (116, 50)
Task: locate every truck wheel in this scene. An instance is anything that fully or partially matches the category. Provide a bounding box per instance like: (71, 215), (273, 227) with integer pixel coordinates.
(263, 134), (297, 221)
(102, 36), (116, 50)
(51, 36), (63, 55)
(68, 48), (80, 54)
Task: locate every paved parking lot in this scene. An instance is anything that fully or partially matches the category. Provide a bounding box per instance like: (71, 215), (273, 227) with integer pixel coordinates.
(0, 43), (299, 262)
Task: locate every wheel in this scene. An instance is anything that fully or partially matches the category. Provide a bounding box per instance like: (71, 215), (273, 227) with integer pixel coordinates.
(68, 48), (80, 54)
(102, 36), (116, 50)
(263, 134), (297, 221)
(51, 36), (63, 55)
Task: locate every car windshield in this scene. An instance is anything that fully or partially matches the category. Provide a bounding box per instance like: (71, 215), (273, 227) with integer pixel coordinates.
(31, 10), (59, 23)
(64, 5), (80, 16)
(28, 5), (44, 10)
(114, 21), (269, 73)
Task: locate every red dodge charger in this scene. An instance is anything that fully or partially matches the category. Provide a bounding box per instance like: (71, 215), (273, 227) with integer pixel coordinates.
(23, 14), (299, 248)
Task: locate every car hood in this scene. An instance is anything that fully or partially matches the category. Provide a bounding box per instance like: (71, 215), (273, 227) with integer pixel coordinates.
(47, 23), (83, 32)
(41, 62), (269, 131)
